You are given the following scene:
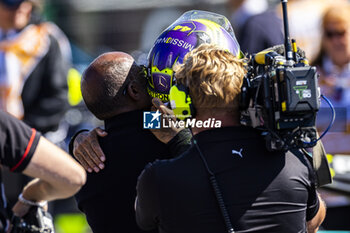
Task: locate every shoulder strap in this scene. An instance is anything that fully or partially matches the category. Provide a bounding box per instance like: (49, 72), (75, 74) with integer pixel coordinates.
(301, 135), (332, 188)
(312, 138), (332, 188)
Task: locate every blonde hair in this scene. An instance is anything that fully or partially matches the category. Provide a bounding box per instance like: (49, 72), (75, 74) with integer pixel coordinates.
(322, 3), (350, 30)
(174, 44), (246, 114)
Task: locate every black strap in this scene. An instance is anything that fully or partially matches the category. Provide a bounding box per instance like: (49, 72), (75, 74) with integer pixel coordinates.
(312, 138), (332, 187)
(300, 134), (332, 188)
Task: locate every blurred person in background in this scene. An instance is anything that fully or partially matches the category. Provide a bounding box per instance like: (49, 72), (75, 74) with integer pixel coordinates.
(312, 3), (350, 155)
(0, 0), (71, 134)
(228, 0), (268, 35)
(232, 0), (345, 58)
(287, 0), (346, 61)
(228, 0), (273, 54)
(234, 1), (283, 54)
(0, 0), (74, 222)
(231, 0), (344, 56)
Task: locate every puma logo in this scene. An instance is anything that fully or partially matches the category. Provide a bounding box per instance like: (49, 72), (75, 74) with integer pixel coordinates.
(232, 148), (243, 158)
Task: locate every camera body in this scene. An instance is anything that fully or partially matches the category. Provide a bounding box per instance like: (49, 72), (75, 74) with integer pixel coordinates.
(240, 51), (320, 151)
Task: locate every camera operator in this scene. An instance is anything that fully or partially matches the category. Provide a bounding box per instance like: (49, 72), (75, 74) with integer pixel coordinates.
(0, 110), (86, 232)
(135, 44), (326, 233)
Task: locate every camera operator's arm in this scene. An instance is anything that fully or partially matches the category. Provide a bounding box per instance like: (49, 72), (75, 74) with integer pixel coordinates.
(307, 193), (326, 233)
(301, 147), (326, 233)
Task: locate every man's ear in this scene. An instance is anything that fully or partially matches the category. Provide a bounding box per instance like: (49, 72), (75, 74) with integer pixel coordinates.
(126, 80), (142, 101)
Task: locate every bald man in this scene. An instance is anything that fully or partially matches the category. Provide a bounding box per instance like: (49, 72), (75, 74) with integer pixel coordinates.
(81, 52), (151, 120)
(74, 52), (189, 233)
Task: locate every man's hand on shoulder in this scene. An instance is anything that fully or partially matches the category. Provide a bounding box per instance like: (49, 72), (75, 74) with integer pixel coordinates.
(73, 127), (108, 173)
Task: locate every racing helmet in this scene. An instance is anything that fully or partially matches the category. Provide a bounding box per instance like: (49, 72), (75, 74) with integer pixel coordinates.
(146, 10), (242, 102)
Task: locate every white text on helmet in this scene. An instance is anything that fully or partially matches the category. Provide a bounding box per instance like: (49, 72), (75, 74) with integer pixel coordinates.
(155, 37), (194, 51)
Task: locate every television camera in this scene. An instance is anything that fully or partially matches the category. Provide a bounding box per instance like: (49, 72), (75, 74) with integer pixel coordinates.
(239, 1), (334, 151)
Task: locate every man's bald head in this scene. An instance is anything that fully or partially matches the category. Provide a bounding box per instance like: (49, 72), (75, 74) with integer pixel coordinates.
(81, 52), (148, 120)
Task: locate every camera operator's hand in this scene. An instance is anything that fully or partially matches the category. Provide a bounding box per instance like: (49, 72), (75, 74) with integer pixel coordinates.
(149, 98), (183, 144)
(11, 200), (48, 218)
(73, 128), (107, 173)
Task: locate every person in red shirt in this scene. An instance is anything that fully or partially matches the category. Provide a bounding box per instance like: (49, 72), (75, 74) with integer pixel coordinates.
(0, 110), (86, 231)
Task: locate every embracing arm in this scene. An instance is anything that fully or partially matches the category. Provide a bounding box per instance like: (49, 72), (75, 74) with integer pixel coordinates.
(69, 127), (107, 173)
(166, 129), (192, 158)
(69, 98), (193, 173)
